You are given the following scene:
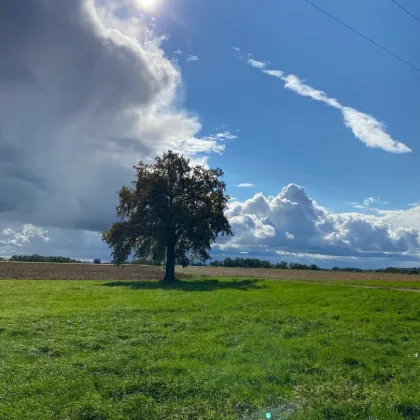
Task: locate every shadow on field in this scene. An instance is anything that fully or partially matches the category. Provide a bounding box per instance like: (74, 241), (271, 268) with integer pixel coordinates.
(102, 278), (264, 292)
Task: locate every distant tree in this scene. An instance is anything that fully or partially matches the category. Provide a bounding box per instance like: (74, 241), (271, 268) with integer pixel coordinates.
(275, 261), (288, 269)
(309, 264), (319, 270)
(260, 260), (272, 269)
(223, 257), (235, 267)
(332, 266), (340, 271)
(103, 151), (232, 283)
(93, 258), (101, 264)
(209, 260), (222, 267)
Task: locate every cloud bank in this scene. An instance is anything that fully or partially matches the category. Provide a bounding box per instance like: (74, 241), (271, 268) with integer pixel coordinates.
(218, 184), (420, 266)
(249, 59), (412, 154)
(0, 0), (234, 234)
(3, 184), (420, 266)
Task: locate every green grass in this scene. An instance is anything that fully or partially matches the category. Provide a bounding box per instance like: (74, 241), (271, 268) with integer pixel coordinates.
(279, 277), (420, 291)
(1, 278), (420, 419)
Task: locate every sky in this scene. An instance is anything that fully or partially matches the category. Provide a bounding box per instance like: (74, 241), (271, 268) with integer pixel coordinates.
(1, 0), (420, 268)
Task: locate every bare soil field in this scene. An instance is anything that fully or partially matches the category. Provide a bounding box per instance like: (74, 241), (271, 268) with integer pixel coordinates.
(1, 261), (420, 282)
(180, 265), (420, 282)
(0, 262), (176, 280)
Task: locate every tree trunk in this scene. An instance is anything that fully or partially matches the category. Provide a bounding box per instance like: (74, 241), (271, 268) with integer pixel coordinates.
(163, 243), (176, 283)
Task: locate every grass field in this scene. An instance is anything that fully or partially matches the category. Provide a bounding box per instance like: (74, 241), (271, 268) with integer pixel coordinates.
(1, 277), (420, 419)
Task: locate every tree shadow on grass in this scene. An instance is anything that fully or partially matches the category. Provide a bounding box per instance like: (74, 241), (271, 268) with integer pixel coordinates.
(102, 278), (265, 292)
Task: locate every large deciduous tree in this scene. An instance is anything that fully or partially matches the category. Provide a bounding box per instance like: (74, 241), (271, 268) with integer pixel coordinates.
(103, 151), (232, 282)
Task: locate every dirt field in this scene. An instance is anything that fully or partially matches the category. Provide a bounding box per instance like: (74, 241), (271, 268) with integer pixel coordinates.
(0, 262), (173, 280)
(1, 261), (420, 282)
(180, 265), (420, 282)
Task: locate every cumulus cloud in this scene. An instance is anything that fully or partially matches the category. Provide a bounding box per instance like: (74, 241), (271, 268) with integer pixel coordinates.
(0, 0), (233, 234)
(1, 225), (50, 248)
(220, 184), (420, 262)
(186, 55), (199, 62)
(248, 59), (412, 154)
(0, 222), (106, 261)
(237, 183), (255, 188)
(4, 183), (420, 265)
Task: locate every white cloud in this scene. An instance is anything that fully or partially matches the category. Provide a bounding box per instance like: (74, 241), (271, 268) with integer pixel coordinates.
(262, 69), (284, 78)
(282, 75), (341, 109)
(214, 131), (238, 140)
(186, 55), (199, 62)
(3, 184), (420, 266)
(232, 47), (240, 52)
(223, 184), (420, 262)
(237, 183), (255, 188)
(363, 197), (377, 207)
(0, 222), (106, 260)
(0, 0), (234, 234)
(248, 59), (412, 154)
(351, 197), (389, 210)
(342, 107), (411, 153)
(0, 225), (50, 248)
(248, 59), (267, 69)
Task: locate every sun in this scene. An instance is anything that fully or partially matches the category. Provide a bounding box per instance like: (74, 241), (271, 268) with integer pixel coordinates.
(134, 0), (157, 11)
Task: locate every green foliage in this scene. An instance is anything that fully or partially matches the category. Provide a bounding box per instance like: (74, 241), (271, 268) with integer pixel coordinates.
(1, 278), (420, 418)
(8, 254), (82, 263)
(289, 262), (320, 270)
(275, 261), (289, 269)
(212, 257), (274, 268)
(210, 258), (321, 270)
(103, 151), (232, 281)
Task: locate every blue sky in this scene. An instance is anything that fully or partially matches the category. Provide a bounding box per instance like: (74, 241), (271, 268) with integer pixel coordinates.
(1, 0), (420, 268)
(159, 0), (420, 210)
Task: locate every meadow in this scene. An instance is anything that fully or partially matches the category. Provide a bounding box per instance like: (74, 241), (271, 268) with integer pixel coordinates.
(1, 273), (420, 419)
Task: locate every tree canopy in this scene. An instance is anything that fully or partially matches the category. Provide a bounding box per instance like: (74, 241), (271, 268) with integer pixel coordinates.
(102, 151), (232, 282)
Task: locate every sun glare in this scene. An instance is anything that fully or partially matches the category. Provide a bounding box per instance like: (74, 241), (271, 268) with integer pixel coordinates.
(135, 0), (157, 11)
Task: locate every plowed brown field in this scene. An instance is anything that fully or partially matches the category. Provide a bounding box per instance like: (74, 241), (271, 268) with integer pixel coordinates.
(1, 261), (420, 282)
(180, 265), (420, 282)
(0, 262), (171, 280)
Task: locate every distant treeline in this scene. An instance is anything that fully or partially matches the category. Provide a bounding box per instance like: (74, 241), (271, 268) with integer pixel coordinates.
(208, 258), (420, 274)
(209, 258), (320, 270)
(2, 254), (83, 263)
(332, 266), (420, 275)
(2, 255), (419, 274)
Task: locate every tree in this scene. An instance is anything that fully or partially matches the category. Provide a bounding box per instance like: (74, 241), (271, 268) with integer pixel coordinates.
(93, 258), (101, 264)
(275, 261), (288, 269)
(103, 151), (232, 282)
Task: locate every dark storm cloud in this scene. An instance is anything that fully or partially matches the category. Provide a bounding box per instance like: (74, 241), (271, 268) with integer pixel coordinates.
(0, 0), (187, 231)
